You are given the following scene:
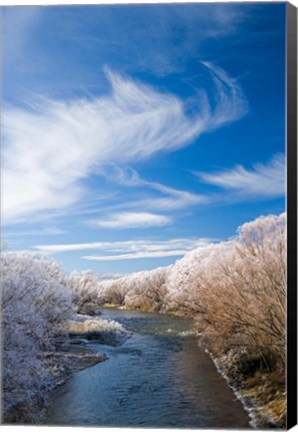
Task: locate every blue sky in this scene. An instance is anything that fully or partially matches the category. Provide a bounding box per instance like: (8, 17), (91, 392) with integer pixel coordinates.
(2, 3), (286, 274)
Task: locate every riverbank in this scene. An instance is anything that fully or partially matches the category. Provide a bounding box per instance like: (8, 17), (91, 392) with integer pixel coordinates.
(133, 304), (286, 429)
(5, 304), (283, 428)
(44, 307), (250, 428)
(3, 338), (106, 424)
(3, 313), (130, 424)
(101, 303), (285, 429)
(172, 311), (285, 428)
(41, 337), (107, 387)
(46, 313), (131, 386)
(206, 349), (286, 429)
(175, 316), (285, 428)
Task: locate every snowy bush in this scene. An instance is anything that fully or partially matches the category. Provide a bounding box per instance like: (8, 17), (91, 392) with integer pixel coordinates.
(76, 266), (169, 312)
(68, 270), (101, 314)
(121, 267), (168, 311)
(64, 317), (130, 345)
(69, 212), (286, 370)
(1, 252), (74, 422)
(96, 277), (127, 306)
(165, 212), (286, 371)
(66, 317), (126, 334)
(87, 212), (286, 372)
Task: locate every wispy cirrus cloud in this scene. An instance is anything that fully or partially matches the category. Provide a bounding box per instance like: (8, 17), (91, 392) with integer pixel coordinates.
(82, 250), (191, 261)
(3, 226), (67, 238)
(195, 154), (286, 199)
(99, 165), (208, 212)
(3, 62), (247, 224)
(82, 236), (213, 261)
(93, 212), (171, 229)
(34, 238), (212, 255)
(137, 181), (208, 210)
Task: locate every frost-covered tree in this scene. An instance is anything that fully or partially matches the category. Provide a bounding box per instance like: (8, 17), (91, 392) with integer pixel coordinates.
(90, 212), (286, 373)
(164, 213), (286, 371)
(1, 252), (74, 422)
(68, 270), (102, 314)
(22, 211), (285, 406)
(123, 267), (169, 311)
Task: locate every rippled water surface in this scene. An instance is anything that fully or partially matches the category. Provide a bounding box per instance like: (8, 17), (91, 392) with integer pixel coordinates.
(45, 308), (250, 428)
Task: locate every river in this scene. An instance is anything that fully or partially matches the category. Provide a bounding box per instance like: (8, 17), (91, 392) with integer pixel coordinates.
(45, 307), (250, 428)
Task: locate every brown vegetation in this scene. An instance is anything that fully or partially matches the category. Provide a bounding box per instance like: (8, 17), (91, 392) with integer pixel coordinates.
(1, 212), (286, 427)
(76, 212), (286, 427)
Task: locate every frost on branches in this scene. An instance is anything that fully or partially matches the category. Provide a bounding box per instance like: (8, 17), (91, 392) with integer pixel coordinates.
(1, 212), (287, 426)
(68, 266), (170, 312)
(1, 253), (74, 422)
(85, 212), (286, 370)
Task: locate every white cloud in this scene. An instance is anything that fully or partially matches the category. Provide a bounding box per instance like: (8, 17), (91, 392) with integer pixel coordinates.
(3, 226), (67, 238)
(82, 250), (191, 261)
(139, 182), (208, 210)
(93, 212), (171, 229)
(81, 237), (214, 261)
(35, 238), (212, 254)
(100, 165), (208, 211)
(201, 61), (248, 130)
(3, 63), (247, 224)
(196, 154), (286, 199)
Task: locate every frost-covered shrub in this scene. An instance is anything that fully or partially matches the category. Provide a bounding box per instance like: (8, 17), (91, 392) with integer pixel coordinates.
(123, 267), (168, 311)
(1, 252), (74, 422)
(162, 244), (219, 315)
(82, 213), (285, 370)
(164, 213), (286, 372)
(68, 270), (101, 313)
(95, 266), (169, 311)
(40, 212), (285, 380)
(68, 213), (286, 372)
(66, 317), (126, 334)
(232, 213), (286, 366)
(65, 317), (129, 345)
(96, 277), (127, 305)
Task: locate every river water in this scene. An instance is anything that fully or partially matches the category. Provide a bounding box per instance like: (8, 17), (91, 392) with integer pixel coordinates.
(45, 307), (250, 428)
